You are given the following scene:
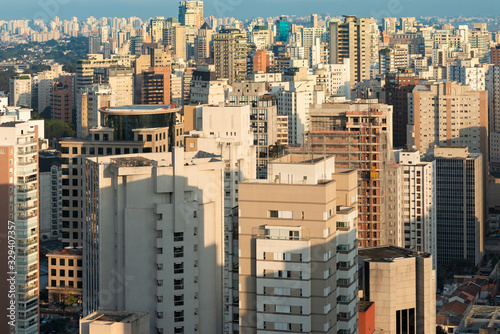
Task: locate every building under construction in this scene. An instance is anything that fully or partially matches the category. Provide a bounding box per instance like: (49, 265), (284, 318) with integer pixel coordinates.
(306, 100), (397, 247)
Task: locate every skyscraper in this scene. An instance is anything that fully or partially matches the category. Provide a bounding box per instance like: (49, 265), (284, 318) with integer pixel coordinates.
(178, 1), (204, 29)
(433, 146), (483, 266)
(275, 16), (289, 42)
(328, 15), (371, 88)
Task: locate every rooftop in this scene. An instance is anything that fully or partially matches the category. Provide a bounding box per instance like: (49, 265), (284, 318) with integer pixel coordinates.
(83, 310), (149, 324)
(47, 248), (82, 257)
(99, 104), (181, 115)
(359, 245), (431, 262)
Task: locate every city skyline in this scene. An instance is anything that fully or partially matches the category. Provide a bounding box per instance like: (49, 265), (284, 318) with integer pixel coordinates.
(2, 0), (500, 22)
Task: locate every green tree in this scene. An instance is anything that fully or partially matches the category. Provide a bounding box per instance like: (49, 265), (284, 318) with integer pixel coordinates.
(45, 120), (75, 139)
(64, 294), (78, 306)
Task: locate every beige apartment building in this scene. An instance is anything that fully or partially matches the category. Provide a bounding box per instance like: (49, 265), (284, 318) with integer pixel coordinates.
(308, 101), (394, 247)
(359, 246), (436, 334)
(407, 81), (488, 162)
(47, 249), (83, 303)
(80, 311), (149, 334)
(239, 155), (359, 334)
(84, 149), (225, 334)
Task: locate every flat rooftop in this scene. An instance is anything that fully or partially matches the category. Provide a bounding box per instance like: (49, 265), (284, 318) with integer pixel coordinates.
(359, 245), (431, 262)
(272, 153), (332, 165)
(99, 105), (181, 115)
(84, 310), (149, 324)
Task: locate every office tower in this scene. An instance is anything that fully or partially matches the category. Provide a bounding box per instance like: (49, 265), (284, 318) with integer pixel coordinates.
(9, 74), (32, 108)
(142, 67), (172, 105)
(149, 16), (166, 44)
(51, 75), (74, 122)
(275, 16), (289, 42)
(308, 101), (394, 247)
(178, 0), (204, 29)
(58, 105), (181, 247)
(449, 59), (486, 91)
(189, 65), (227, 105)
(378, 45), (409, 75)
(84, 149), (225, 334)
(194, 22), (213, 62)
(213, 28), (248, 83)
(77, 85), (117, 138)
(328, 15), (371, 88)
(39, 150), (62, 240)
(433, 146), (483, 266)
(407, 81), (488, 162)
(383, 17), (397, 35)
(46, 249), (83, 303)
(359, 246), (436, 334)
(311, 14), (318, 28)
(129, 35), (144, 56)
(227, 82), (278, 179)
(252, 49), (271, 73)
(0, 121), (40, 334)
(238, 155), (359, 334)
(487, 65), (500, 172)
(491, 45), (500, 66)
(302, 27), (325, 50)
(88, 33), (101, 54)
(385, 68), (419, 148)
(163, 24), (187, 60)
(395, 150), (436, 267)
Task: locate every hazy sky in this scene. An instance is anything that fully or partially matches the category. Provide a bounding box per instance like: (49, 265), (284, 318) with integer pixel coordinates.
(3, 0), (499, 22)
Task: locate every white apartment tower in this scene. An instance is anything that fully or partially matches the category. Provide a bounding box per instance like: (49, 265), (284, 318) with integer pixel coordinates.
(83, 149), (225, 334)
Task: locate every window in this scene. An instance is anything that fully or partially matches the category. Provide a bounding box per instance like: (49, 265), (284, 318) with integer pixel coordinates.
(275, 305), (291, 313)
(267, 210), (292, 219)
(69, 259), (74, 266)
(60, 280), (65, 287)
(51, 280), (56, 287)
(51, 269), (56, 276)
(69, 270), (74, 277)
(60, 259), (65, 266)
(174, 232), (183, 242)
(174, 263), (184, 274)
(77, 281), (82, 289)
(77, 270), (82, 278)
(60, 270), (65, 277)
(174, 294), (184, 306)
(174, 278), (184, 290)
(174, 247), (184, 258)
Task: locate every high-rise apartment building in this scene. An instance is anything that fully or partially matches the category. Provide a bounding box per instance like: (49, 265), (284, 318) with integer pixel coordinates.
(163, 23), (187, 60)
(385, 69), (419, 148)
(329, 15), (371, 88)
(359, 246), (436, 334)
(433, 146), (483, 266)
(378, 45), (409, 75)
(449, 59), (486, 91)
(239, 155), (359, 334)
(491, 45), (500, 66)
(0, 121), (40, 334)
(37, 65), (64, 114)
(59, 105), (180, 247)
(77, 85), (117, 138)
(84, 149), (224, 334)
(395, 150), (436, 267)
(39, 151), (62, 241)
(407, 81), (488, 162)
(487, 65), (500, 172)
(149, 16), (166, 44)
(178, 1), (204, 29)
(383, 17), (398, 35)
(94, 67), (134, 107)
(189, 66), (227, 105)
(252, 49), (271, 73)
(142, 66), (172, 105)
(51, 75), (74, 123)
(213, 28), (248, 83)
(9, 74), (32, 108)
(194, 22), (213, 62)
(308, 101), (394, 247)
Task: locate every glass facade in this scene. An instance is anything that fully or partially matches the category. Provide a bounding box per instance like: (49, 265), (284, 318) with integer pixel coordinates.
(102, 112), (175, 141)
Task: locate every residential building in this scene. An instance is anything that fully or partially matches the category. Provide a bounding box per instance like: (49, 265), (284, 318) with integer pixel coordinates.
(359, 245), (436, 334)
(488, 65), (500, 172)
(51, 75), (74, 123)
(329, 15), (372, 88)
(277, 114), (289, 145)
(449, 59), (486, 91)
(308, 101), (394, 247)
(189, 66), (227, 105)
(407, 81), (488, 163)
(84, 149), (225, 334)
(395, 150), (436, 267)
(238, 154), (359, 334)
(39, 150), (62, 240)
(0, 120), (40, 334)
(253, 49), (271, 73)
(379, 45), (409, 75)
(178, 0), (204, 29)
(47, 249), (83, 304)
(77, 85), (117, 138)
(9, 74), (32, 108)
(194, 22), (213, 62)
(142, 66), (171, 105)
(163, 23), (187, 60)
(433, 146), (483, 266)
(491, 45), (500, 66)
(213, 29), (248, 83)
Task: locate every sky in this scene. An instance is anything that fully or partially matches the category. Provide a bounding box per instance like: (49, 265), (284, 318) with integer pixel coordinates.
(3, 0), (499, 22)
